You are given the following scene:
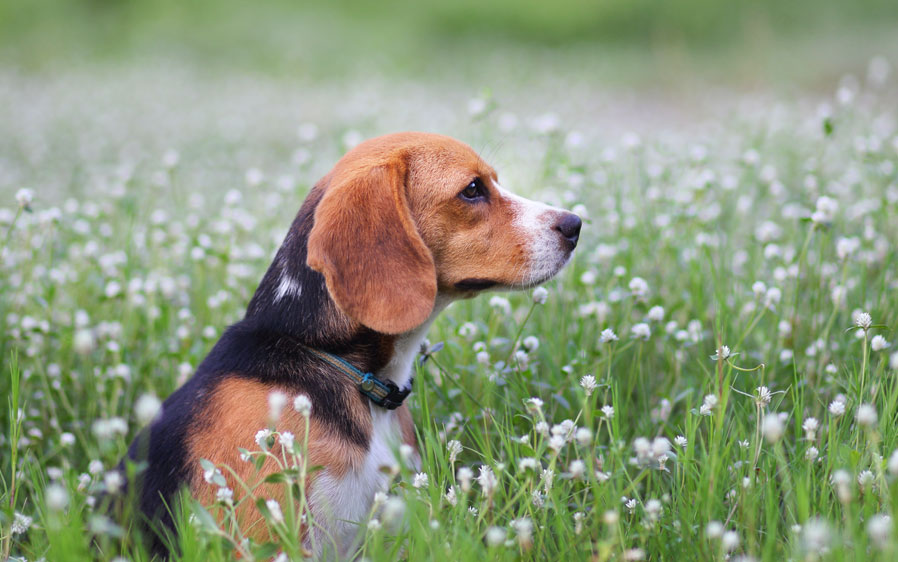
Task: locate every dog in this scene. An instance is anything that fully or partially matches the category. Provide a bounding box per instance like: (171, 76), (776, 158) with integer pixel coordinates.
(124, 131), (581, 556)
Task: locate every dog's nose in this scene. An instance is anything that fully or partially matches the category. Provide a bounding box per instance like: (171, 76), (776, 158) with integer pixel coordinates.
(554, 213), (582, 248)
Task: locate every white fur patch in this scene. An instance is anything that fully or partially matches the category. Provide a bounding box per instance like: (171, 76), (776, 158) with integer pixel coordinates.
(274, 273), (302, 302)
(307, 406), (402, 557)
(375, 295), (451, 389)
(495, 183), (569, 284)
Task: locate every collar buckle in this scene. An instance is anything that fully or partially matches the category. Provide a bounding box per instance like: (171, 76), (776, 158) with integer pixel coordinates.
(301, 344), (414, 410)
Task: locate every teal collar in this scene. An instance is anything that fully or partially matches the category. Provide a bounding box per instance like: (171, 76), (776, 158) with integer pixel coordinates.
(301, 345), (413, 410)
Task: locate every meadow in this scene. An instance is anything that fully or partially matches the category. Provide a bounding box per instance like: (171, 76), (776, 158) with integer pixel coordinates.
(1, 54), (898, 561)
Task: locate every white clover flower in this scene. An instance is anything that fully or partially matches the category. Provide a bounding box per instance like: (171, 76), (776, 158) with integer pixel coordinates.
(711, 345), (731, 361)
(601, 405), (615, 418)
(15, 188), (34, 208)
(511, 517), (533, 548)
(803, 518), (831, 553)
(857, 403), (878, 427)
(603, 510), (620, 525)
(633, 437), (651, 458)
(444, 486), (458, 506)
(104, 281), (123, 299)
(412, 472), (429, 489)
(530, 490), (545, 508)
(722, 530), (740, 552)
(540, 468), (555, 491)
(489, 296), (511, 315)
(162, 148), (180, 169)
(254, 428), (272, 448)
(11, 512), (32, 535)
(858, 470), (875, 488)
(806, 446), (819, 461)
(756, 386), (772, 407)
(522, 335), (539, 352)
(761, 413), (784, 443)
(458, 322), (477, 339)
(580, 375), (597, 396)
(705, 520), (724, 539)
(831, 469), (853, 503)
(645, 499), (662, 521)
(476, 350), (490, 365)
(871, 335), (890, 351)
(764, 287), (782, 309)
(751, 280), (767, 297)
(575, 427), (593, 446)
(216, 487), (234, 504)
(647, 306), (665, 322)
(104, 470), (124, 493)
(599, 328), (619, 343)
(485, 526), (506, 547)
(518, 457), (538, 472)
(623, 548), (645, 561)
(891, 352), (898, 371)
(836, 236), (860, 260)
(829, 400), (846, 417)
(629, 277), (649, 298)
(203, 465), (222, 484)
(548, 435), (565, 452)
(568, 460), (586, 479)
(700, 394), (719, 417)
(651, 437), (671, 458)
(268, 390), (288, 422)
(855, 312), (873, 331)
(674, 435), (687, 448)
(447, 440), (463, 463)
(531, 287), (548, 305)
(265, 499), (284, 523)
(811, 195), (838, 224)
(631, 323), (651, 340)
(279, 432), (295, 452)
(802, 417), (819, 440)
(525, 397), (544, 414)
(46, 483), (69, 511)
(867, 514), (892, 549)
(293, 394), (312, 417)
(134, 393), (162, 425)
(477, 465), (498, 495)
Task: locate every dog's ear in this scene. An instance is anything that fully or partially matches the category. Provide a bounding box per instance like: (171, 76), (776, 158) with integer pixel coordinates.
(307, 158), (437, 334)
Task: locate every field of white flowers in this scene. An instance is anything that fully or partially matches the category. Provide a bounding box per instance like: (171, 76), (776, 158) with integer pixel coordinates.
(1, 56), (897, 561)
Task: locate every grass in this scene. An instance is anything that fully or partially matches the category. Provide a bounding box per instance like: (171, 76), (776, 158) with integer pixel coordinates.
(1, 57), (897, 561)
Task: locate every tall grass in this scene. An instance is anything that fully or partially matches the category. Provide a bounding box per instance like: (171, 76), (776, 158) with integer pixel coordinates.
(1, 60), (897, 560)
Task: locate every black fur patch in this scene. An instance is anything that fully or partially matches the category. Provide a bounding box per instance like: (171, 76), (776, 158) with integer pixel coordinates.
(123, 181), (398, 553)
(454, 278), (498, 291)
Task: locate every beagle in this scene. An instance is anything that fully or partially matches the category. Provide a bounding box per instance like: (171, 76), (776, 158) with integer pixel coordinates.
(124, 132), (581, 556)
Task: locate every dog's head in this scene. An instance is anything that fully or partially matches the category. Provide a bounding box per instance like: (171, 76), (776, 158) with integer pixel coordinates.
(307, 132), (581, 335)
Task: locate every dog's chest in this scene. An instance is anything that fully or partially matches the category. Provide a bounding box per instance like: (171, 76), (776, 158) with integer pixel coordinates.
(308, 407), (405, 553)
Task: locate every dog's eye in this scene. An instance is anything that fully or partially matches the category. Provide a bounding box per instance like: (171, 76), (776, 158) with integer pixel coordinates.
(459, 178), (486, 201)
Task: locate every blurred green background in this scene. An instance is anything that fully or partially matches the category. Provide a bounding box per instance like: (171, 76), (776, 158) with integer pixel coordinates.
(2, 0), (897, 86)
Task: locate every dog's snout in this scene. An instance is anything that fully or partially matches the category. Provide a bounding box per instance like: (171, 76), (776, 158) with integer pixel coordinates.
(554, 213), (582, 247)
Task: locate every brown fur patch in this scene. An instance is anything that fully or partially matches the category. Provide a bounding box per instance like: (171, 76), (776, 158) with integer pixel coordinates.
(186, 377), (370, 542)
(307, 131), (545, 325)
(307, 156), (437, 335)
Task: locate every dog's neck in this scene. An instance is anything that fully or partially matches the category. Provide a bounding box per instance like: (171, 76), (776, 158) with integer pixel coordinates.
(244, 185), (448, 388)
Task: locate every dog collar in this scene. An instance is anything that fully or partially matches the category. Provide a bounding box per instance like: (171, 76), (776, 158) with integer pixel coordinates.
(301, 345), (413, 410)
